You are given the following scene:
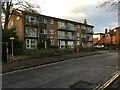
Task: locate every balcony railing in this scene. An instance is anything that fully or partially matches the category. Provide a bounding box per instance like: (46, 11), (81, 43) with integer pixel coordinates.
(58, 35), (75, 40)
(25, 33), (37, 38)
(25, 20), (39, 26)
(87, 30), (93, 34)
(58, 26), (75, 31)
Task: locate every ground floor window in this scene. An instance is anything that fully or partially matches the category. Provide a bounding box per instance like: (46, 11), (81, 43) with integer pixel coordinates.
(58, 41), (65, 48)
(68, 41), (74, 48)
(87, 42), (93, 47)
(26, 39), (37, 49)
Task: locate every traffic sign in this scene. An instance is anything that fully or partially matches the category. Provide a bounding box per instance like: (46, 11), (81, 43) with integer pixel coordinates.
(10, 37), (15, 40)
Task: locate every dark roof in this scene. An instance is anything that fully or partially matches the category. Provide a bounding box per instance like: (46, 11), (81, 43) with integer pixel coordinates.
(94, 33), (105, 35)
(14, 9), (94, 27)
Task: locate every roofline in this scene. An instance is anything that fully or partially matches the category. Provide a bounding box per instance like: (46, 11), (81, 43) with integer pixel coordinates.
(113, 27), (120, 29)
(94, 33), (105, 35)
(14, 9), (94, 27)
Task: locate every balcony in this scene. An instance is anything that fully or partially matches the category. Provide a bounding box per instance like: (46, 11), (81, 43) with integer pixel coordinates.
(58, 26), (75, 32)
(58, 35), (75, 40)
(87, 29), (93, 34)
(25, 33), (38, 38)
(25, 20), (39, 27)
(81, 38), (86, 42)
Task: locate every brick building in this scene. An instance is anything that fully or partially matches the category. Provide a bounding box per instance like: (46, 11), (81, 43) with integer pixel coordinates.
(93, 27), (120, 49)
(8, 9), (94, 49)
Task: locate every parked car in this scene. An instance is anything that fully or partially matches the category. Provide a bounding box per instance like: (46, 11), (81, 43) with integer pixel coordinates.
(94, 44), (104, 49)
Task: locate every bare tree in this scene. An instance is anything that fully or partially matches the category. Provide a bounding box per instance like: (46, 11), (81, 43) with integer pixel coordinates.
(96, 0), (119, 11)
(2, 0), (40, 30)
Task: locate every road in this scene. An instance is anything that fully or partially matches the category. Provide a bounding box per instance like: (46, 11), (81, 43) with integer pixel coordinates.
(2, 51), (119, 88)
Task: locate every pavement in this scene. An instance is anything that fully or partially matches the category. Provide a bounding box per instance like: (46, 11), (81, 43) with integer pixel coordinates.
(2, 50), (103, 73)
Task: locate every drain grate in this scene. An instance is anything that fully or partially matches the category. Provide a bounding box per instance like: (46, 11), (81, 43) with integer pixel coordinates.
(70, 80), (96, 89)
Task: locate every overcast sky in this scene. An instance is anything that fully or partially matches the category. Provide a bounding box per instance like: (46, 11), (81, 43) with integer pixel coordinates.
(19, 0), (118, 33)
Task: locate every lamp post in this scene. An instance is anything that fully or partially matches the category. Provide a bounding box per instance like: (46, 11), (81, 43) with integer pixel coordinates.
(10, 37), (14, 60)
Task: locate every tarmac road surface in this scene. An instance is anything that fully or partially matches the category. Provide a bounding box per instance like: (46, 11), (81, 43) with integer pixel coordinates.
(2, 51), (119, 88)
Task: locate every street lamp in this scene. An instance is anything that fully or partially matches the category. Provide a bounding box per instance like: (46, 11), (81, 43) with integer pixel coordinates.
(10, 36), (14, 60)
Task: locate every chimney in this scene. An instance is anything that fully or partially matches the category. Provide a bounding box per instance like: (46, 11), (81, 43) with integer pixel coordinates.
(83, 19), (87, 24)
(105, 28), (108, 34)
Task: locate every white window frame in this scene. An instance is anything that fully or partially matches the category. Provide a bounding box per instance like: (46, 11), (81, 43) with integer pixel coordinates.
(26, 39), (37, 49)
(50, 40), (54, 45)
(49, 30), (54, 34)
(77, 33), (80, 37)
(44, 18), (47, 23)
(49, 19), (54, 24)
(26, 27), (37, 37)
(77, 41), (80, 45)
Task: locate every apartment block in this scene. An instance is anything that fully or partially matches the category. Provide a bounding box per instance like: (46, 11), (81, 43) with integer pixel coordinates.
(8, 9), (94, 49)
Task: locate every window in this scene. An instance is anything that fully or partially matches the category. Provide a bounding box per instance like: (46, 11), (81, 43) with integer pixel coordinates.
(26, 27), (37, 37)
(49, 30), (54, 34)
(50, 40), (54, 45)
(81, 25), (86, 29)
(67, 32), (73, 39)
(58, 41), (65, 48)
(77, 41), (80, 45)
(77, 25), (80, 29)
(68, 41), (74, 48)
(87, 36), (89, 40)
(26, 15), (37, 25)
(26, 39), (37, 49)
(67, 23), (75, 30)
(44, 18), (47, 23)
(58, 21), (65, 29)
(40, 29), (47, 34)
(77, 33), (80, 37)
(58, 31), (65, 39)
(49, 19), (54, 24)
(81, 34), (86, 38)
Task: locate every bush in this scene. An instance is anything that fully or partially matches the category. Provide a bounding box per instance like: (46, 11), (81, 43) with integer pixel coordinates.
(37, 41), (45, 49)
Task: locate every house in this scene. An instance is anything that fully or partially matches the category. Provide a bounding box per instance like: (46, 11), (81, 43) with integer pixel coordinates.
(93, 33), (105, 45)
(8, 9), (94, 49)
(93, 27), (120, 49)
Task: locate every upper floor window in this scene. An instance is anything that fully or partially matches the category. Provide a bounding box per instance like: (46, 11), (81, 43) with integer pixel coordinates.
(67, 23), (75, 30)
(58, 31), (65, 38)
(77, 33), (80, 37)
(77, 41), (80, 45)
(26, 15), (37, 25)
(49, 30), (54, 34)
(40, 29), (47, 34)
(58, 21), (65, 29)
(81, 34), (86, 38)
(44, 18), (47, 23)
(25, 27), (37, 37)
(77, 25), (80, 29)
(81, 25), (86, 29)
(49, 19), (54, 24)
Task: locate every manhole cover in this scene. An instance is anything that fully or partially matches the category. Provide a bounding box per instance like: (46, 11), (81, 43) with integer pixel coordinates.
(70, 80), (95, 89)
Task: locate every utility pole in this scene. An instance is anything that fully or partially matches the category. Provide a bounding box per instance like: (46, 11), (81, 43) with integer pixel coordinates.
(6, 42), (9, 61)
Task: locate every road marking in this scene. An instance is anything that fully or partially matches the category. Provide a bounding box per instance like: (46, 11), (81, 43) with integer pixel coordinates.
(93, 70), (120, 90)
